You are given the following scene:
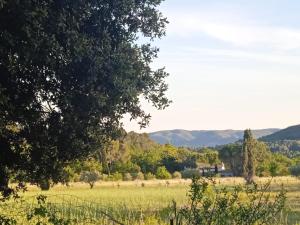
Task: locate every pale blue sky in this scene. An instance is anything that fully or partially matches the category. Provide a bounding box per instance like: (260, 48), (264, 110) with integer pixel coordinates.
(124, 0), (300, 132)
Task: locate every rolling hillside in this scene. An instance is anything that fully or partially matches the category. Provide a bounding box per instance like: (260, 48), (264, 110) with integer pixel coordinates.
(261, 125), (300, 142)
(149, 129), (279, 147)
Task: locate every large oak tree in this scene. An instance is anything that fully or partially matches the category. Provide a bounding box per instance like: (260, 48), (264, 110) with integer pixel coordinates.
(0, 0), (170, 196)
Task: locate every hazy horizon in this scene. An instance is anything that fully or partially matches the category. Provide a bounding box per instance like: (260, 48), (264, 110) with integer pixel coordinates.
(138, 127), (282, 134)
(124, 0), (300, 133)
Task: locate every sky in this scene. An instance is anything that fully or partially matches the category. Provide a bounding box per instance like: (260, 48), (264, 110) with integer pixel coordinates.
(123, 0), (300, 133)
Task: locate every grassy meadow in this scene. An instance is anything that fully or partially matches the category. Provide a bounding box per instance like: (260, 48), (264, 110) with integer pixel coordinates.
(2, 177), (300, 224)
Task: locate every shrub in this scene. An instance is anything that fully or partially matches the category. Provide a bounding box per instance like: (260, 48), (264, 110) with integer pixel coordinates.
(80, 171), (100, 189)
(171, 177), (286, 225)
(172, 171), (182, 179)
(135, 172), (144, 180)
(145, 172), (156, 180)
(181, 169), (201, 179)
(156, 166), (172, 179)
(111, 172), (123, 181)
(123, 173), (132, 181)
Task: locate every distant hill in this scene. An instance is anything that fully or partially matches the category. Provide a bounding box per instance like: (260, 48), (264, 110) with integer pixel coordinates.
(149, 129), (280, 147)
(261, 125), (300, 142)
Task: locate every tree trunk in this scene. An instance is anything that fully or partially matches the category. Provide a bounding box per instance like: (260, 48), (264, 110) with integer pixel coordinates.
(39, 179), (51, 191)
(89, 182), (94, 189)
(0, 167), (12, 198)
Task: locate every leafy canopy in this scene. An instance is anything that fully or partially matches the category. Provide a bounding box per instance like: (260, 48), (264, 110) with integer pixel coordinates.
(0, 0), (170, 195)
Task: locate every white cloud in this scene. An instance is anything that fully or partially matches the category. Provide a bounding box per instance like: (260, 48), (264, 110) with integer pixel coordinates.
(181, 48), (300, 65)
(155, 46), (300, 67)
(166, 12), (300, 50)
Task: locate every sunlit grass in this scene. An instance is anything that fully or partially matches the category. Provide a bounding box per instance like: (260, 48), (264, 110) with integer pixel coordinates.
(2, 177), (300, 224)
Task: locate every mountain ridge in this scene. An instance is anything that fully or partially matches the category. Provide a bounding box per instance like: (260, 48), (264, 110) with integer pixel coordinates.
(149, 128), (280, 147)
(261, 124), (300, 142)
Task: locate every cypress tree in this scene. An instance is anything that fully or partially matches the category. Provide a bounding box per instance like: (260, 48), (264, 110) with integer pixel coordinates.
(242, 129), (256, 184)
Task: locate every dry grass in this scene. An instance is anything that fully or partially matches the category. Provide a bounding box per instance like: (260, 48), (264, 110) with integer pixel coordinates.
(3, 176), (300, 224)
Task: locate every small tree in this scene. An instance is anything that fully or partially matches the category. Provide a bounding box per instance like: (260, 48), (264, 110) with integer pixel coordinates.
(203, 149), (219, 166)
(242, 129), (256, 184)
(80, 171), (100, 189)
(156, 166), (172, 179)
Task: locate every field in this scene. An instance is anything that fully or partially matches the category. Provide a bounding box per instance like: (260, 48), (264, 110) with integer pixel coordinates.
(1, 177), (300, 224)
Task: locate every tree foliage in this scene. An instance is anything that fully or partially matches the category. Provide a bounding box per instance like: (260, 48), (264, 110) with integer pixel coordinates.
(156, 166), (171, 179)
(80, 171), (101, 189)
(0, 0), (170, 195)
(219, 143), (243, 176)
(242, 129), (256, 184)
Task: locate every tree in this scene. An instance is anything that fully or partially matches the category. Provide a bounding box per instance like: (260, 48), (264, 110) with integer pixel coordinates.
(0, 0), (169, 196)
(80, 171), (100, 189)
(219, 144), (243, 176)
(242, 129), (256, 184)
(156, 166), (171, 179)
(78, 158), (102, 189)
(202, 148), (219, 166)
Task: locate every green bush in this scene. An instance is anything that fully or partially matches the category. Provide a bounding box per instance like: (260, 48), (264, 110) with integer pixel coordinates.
(171, 177), (286, 225)
(145, 172), (156, 180)
(181, 168), (201, 179)
(156, 166), (172, 179)
(172, 171), (182, 179)
(111, 172), (123, 181)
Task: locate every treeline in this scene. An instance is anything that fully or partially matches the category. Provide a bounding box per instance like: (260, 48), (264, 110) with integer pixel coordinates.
(214, 137), (300, 178)
(28, 131), (300, 189)
(264, 140), (300, 157)
(57, 132), (221, 188)
(67, 132), (300, 186)
(217, 140), (297, 177)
